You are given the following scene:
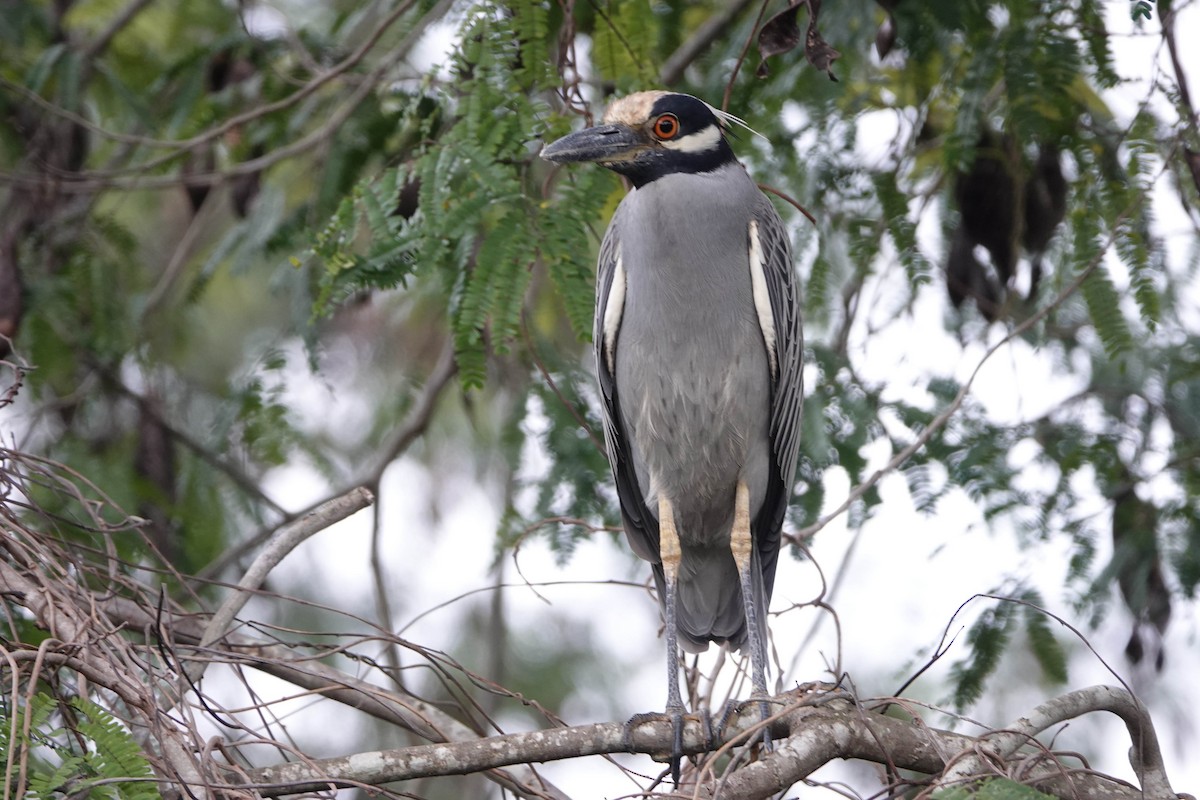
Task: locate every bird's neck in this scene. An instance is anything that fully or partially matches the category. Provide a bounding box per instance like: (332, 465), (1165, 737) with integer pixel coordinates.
(616, 140), (738, 189)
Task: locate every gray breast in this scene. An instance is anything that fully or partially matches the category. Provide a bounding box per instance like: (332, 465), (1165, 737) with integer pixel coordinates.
(614, 163), (772, 547)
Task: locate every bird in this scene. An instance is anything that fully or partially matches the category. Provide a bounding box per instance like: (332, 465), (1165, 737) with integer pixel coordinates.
(541, 91), (804, 781)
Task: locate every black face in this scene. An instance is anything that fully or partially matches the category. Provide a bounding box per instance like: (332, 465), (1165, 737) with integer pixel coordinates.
(540, 92), (739, 189)
(613, 94), (737, 188)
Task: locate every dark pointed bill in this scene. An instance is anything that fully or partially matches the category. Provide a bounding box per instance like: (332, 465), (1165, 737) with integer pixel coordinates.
(540, 124), (643, 164)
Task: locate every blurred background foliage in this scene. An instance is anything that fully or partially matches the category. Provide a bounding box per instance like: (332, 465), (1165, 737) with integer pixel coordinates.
(2, 0), (1200, 794)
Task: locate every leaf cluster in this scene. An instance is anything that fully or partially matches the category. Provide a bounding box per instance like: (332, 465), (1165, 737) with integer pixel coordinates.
(312, 4), (615, 389)
(0, 694), (158, 800)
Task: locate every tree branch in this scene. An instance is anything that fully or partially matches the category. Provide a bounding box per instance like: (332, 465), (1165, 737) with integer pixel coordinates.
(196, 487), (373, 652)
(659, 0), (757, 87)
(219, 689), (1172, 800)
(97, 596), (572, 800)
(0, 0), (423, 192)
(0, 556), (210, 796)
(938, 685), (1174, 798)
(366, 337), (457, 485)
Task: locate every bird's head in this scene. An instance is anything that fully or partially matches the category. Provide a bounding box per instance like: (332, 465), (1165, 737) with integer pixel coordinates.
(540, 91), (740, 187)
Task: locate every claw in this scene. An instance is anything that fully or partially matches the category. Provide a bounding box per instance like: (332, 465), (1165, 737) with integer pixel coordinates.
(714, 698), (739, 742)
(624, 708), (687, 787)
(669, 704), (684, 786)
(701, 705), (716, 751)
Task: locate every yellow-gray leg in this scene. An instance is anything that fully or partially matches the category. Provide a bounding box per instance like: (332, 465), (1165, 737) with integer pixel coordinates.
(730, 481), (771, 744)
(659, 494), (686, 785)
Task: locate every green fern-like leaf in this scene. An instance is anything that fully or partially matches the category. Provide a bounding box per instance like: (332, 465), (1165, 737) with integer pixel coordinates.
(27, 754), (89, 799)
(949, 600), (1017, 710)
(1078, 1), (1119, 87)
(874, 171), (930, 288)
(1111, 125), (1163, 330)
(511, 0), (553, 89)
(475, 212), (535, 352)
(1019, 590), (1069, 685)
(935, 777), (1059, 800)
(360, 167), (401, 243)
(1113, 214), (1161, 329)
(540, 167), (618, 340)
(1080, 263), (1133, 360)
(805, 251), (833, 322)
(72, 697), (159, 800)
(590, 1), (657, 85)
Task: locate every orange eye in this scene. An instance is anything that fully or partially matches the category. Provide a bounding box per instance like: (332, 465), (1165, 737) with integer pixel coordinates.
(653, 114), (680, 140)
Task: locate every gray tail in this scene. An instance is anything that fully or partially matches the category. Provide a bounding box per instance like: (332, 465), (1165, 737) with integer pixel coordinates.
(652, 545), (767, 655)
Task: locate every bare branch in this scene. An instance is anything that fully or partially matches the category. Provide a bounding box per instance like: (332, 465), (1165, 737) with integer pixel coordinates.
(938, 685), (1174, 798)
(224, 690), (1169, 800)
(196, 486), (375, 660)
(81, 0), (156, 62)
(659, 0), (757, 87)
(366, 337), (458, 485)
(2, 449), (1182, 800)
(1162, 3), (1198, 137)
(0, 0), (424, 193)
(98, 596), (572, 800)
(0, 555), (209, 795)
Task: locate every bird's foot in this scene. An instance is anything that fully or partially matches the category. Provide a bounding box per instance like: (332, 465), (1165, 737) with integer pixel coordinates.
(753, 695), (774, 754)
(624, 706), (686, 787)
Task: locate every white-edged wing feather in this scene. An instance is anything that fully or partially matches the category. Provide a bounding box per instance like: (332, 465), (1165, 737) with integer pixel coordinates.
(747, 219), (778, 381)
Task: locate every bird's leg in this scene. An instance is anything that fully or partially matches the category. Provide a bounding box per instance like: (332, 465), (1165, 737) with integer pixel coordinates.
(659, 494), (686, 786)
(730, 480), (772, 748)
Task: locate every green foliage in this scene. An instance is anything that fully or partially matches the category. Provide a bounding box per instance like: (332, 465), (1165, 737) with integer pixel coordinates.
(1022, 597), (1069, 685)
(948, 592), (1068, 710)
(950, 599), (1017, 710)
(874, 171), (931, 288)
(935, 777), (1059, 800)
(1, 695), (157, 800)
(589, 1), (658, 86)
(1079, 264), (1133, 361)
(69, 698), (159, 799)
(312, 4), (605, 389)
(509, 380), (613, 560)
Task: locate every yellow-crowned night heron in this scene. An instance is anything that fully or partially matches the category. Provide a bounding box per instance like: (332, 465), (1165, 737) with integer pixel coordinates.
(542, 91), (804, 779)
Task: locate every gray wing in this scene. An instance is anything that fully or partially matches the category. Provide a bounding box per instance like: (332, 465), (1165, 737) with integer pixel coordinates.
(751, 196), (805, 603)
(594, 205), (661, 568)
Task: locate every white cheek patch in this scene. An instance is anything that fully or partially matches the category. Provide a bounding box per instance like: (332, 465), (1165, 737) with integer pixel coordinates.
(747, 220), (778, 381)
(603, 256), (626, 374)
(661, 124), (722, 154)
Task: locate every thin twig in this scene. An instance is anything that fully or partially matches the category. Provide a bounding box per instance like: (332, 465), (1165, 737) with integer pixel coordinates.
(366, 337), (458, 485)
(659, 0), (757, 87)
(1161, 3), (1198, 137)
(722, 0), (773, 112)
(760, 183), (818, 224)
(0, 0), (422, 191)
(795, 198), (1143, 542)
